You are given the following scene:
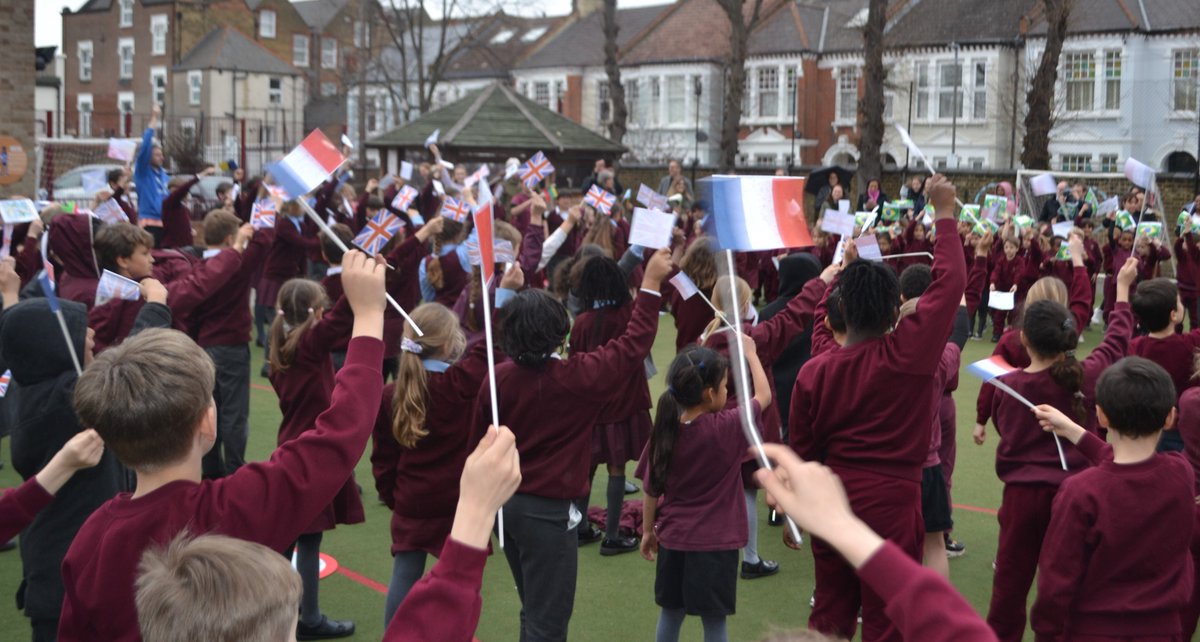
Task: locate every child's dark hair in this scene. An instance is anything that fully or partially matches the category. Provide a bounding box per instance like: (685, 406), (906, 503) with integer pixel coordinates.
(838, 260), (900, 336)
(320, 223), (354, 264)
(1131, 278), (1178, 333)
(825, 287), (846, 334)
(1023, 299), (1086, 421)
(576, 256), (630, 312)
(898, 264), (932, 301)
(1095, 357), (1176, 438)
(95, 222), (154, 271)
(366, 196), (385, 211)
(649, 346), (729, 495)
(500, 289), (570, 368)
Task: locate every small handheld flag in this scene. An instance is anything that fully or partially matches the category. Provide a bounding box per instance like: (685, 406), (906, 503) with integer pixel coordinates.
(37, 262), (83, 376)
(95, 270), (141, 306)
(106, 138), (137, 162)
(669, 272), (700, 300)
(584, 185), (616, 215)
(354, 211), (403, 256)
(93, 199), (128, 225)
(251, 199), (277, 230)
(440, 196), (470, 223)
(425, 129), (440, 148)
(967, 356), (1068, 470)
(1030, 173), (1058, 197)
(0, 199), (40, 225)
(0, 369), (10, 398)
(519, 151), (554, 188)
(699, 176), (812, 251)
(637, 184), (669, 210)
(472, 178), (505, 548)
(390, 185), (419, 212)
(269, 130), (346, 200)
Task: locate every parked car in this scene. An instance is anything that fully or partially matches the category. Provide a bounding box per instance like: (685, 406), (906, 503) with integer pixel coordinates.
(44, 163), (134, 205)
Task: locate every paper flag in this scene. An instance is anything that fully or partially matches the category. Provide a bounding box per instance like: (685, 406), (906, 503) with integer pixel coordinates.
(399, 161), (413, 181)
(1030, 173), (1058, 197)
(0, 199), (39, 225)
(1124, 157), (1155, 189)
(821, 210), (855, 237)
(1051, 221), (1075, 239)
(425, 129), (440, 148)
(629, 207), (676, 250)
(106, 138), (137, 162)
(988, 291), (1016, 311)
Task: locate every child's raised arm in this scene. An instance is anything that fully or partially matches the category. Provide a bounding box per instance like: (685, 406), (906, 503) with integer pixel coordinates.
(342, 250), (386, 340)
(0, 430), (106, 543)
(740, 333), (772, 409)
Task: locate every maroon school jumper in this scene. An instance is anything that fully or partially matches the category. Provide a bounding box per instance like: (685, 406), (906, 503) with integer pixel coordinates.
(984, 302), (1133, 642)
(990, 253), (1024, 333)
(57, 337), (385, 642)
(975, 264), (1093, 427)
(371, 340), (494, 557)
(1131, 332), (1200, 400)
(49, 214), (100, 309)
(381, 538), (490, 642)
(0, 477), (53, 543)
(670, 286), (714, 352)
(186, 230), (273, 348)
(1177, 234), (1200, 328)
(159, 176), (199, 249)
(470, 290), (660, 500)
(428, 248), (470, 307)
(570, 302), (653, 467)
(383, 235), (427, 362)
(268, 296), (364, 533)
(1175, 388), (1200, 640)
(257, 215), (320, 309)
(89, 248), (243, 352)
(1031, 432), (1194, 642)
(790, 216), (965, 642)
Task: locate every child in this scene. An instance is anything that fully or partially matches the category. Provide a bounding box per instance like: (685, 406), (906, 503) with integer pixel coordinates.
(159, 167), (217, 249)
(46, 213), (102, 309)
(317, 223), (356, 372)
(671, 237), (718, 351)
(639, 340), (772, 642)
(1030, 359), (1194, 641)
(57, 250), (386, 641)
(989, 237), (1023, 342)
(256, 198), (320, 369)
(1174, 358), (1200, 639)
(790, 174), (965, 641)
(1175, 226), (1200, 330)
(0, 429), (104, 544)
(419, 216), (470, 305)
(977, 257), (1137, 642)
(1130, 277), (1200, 451)
(470, 249), (671, 642)
(373, 267), (522, 625)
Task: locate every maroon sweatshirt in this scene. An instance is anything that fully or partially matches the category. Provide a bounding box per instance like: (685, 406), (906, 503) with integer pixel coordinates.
(186, 230), (273, 348)
(1176, 387), (1200, 494)
(988, 303), (1133, 485)
(569, 302), (651, 424)
(470, 290), (660, 499)
(790, 217), (966, 481)
(1031, 433), (1194, 640)
(57, 337), (384, 642)
(990, 253), (1024, 291)
(1130, 331), (1200, 401)
(0, 477), (54, 543)
(670, 286), (714, 352)
(381, 538), (489, 642)
(263, 215), (320, 283)
(159, 177), (198, 249)
(1177, 234), (1200, 298)
(372, 340), (494, 557)
(49, 214), (100, 309)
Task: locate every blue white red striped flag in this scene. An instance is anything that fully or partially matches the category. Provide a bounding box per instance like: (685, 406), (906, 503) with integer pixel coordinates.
(268, 130), (346, 200)
(700, 176), (812, 251)
(0, 370), (9, 397)
(967, 355), (1016, 382)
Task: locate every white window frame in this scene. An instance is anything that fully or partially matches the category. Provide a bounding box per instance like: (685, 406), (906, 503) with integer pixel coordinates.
(914, 61), (931, 119)
(119, 0), (133, 28)
(78, 40), (93, 82)
(293, 34), (309, 67)
(835, 66), (859, 124)
(150, 66), (167, 106)
(1173, 48), (1199, 114)
(188, 70), (203, 106)
(118, 38), (135, 79)
(118, 91), (135, 136)
(268, 77), (283, 104)
(1059, 153), (1091, 173)
(150, 14), (168, 56)
(757, 67), (779, 118)
(1099, 153), (1119, 173)
(533, 81), (550, 110)
(785, 67), (797, 118)
(1062, 51), (1096, 114)
(354, 21), (371, 49)
(77, 93), (93, 137)
(1103, 49), (1121, 111)
(321, 39), (337, 69)
(259, 10), (276, 39)
(666, 75), (686, 125)
(936, 61), (963, 121)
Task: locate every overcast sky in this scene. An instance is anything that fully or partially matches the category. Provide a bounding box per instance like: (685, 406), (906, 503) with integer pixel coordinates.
(36, 0), (670, 49)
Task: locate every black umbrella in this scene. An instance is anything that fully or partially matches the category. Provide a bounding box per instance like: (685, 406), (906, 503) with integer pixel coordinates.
(804, 166), (854, 196)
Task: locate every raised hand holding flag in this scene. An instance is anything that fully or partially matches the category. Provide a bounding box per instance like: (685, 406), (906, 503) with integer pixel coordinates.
(354, 211), (403, 256)
(440, 196), (470, 223)
(584, 185), (616, 215)
(95, 270), (142, 306)
(250, 199), (277, 230)
(390, 185), (419, 212)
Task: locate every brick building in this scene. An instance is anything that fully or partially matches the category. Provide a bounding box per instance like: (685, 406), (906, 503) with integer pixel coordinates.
(0, 0), (37, 197)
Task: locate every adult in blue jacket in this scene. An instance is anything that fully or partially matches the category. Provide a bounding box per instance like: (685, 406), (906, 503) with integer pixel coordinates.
(134, 103), (169, 246)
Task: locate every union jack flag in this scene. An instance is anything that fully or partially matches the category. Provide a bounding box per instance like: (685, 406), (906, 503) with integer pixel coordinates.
(250, 198), (277, 230)
(519, 151), (554, 188)
(391, 185), (419, 211)
(441, 197), (470, 223)
(0, 369), (9, 397)
(584, 185), (615, 215)
(354, 211), (403, 255)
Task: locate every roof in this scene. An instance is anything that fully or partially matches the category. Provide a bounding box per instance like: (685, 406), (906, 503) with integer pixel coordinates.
(517, 4), (674, 69)
(619, 0), (789, 66)
(443, 13), (569, 80)
(883, 0), (1036, 49)
(1026, 0), (1200, 35)
(367, 82), (625, 153)
(73, 0), (173, 12)
(174, 27), (300, 75)
(292, 0), (348, 30)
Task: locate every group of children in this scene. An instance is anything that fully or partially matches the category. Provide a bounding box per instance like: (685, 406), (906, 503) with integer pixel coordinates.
(1, 114), (1200, 642)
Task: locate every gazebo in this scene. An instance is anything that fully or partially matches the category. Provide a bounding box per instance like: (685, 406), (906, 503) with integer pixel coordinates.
(366, 82), (626, 189)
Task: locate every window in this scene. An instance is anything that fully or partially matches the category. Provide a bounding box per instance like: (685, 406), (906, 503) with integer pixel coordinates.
(522, 27), (547, 42)
(972, 61), (987, 119)
(517, 81), (526, 96)
(180, 118), (196, 138)
(534, 81), (550, 109)
(1103, 50), (1121, 110)
(188, 70), (202, 105)
(1099, 154), (1119, 172)
(490, 29), (514, 45)
(119, 0), (133, 28)
(78, 40), (93, 81)
(150, 14), (168, 56)
(647, 77), (660, 126)
(78, 94), (93, 136)
(259, 10), (276, 39)
(932, 156), (948, 170)
(786, 67), (797, 117)
(968, 157), (985, 170)
(837, 67), (859, 121)
(884, 92), (895, 120)
(118, 92), (134, 136)
(937, 61), (963, 120)
(1174, 49), (1198, 112)
(597, 81), (611, 123)
(269, 78), (282, 104)
(150, 66), (167, 106)
(625, 80), (640, 126)
(915, 62), (930, 119)
(757, 67), (779, 118)
(554, 80), (564, 112)
(293, 35), (309, 67)
(354, 21), (370, 49)
(666, 76), (686, 124)
(1060, 154), (1090, 172)
(321, 82), (338, 97)
(321, 39), (337, 69)
(1064, 52), (1095, 112)
(754, 154), (776, 167)
(118, 38), (135, 79)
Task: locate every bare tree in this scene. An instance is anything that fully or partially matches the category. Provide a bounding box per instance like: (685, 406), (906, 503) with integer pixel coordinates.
(857, 0), (888, 186)
(716, 0), (765, 173)
(1021, 0), (1072, 169)
(602, 0), (628, 144)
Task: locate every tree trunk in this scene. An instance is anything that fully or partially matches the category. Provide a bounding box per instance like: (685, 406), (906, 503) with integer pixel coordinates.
(1021, 0), (1071, 169)
(718, 11), (747, 171)
(857, 0), (887, 185)
(602, 0), (627, 144)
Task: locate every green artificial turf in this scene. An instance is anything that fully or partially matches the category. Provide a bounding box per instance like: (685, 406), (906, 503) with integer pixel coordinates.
(0, 318), (1107, 641)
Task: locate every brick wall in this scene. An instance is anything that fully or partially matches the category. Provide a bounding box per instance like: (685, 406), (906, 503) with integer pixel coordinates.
(0, 0), (37, 197)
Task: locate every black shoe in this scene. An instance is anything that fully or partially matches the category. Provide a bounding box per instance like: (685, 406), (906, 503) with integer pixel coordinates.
(624, 480), (639, 495)
(578, 524), (603, 545)
(740, 559), (780, 579)
(768, 509), (784, 526)
(0, 539), (16, 553)
(945, 535), (966, 558)
(599, 535), (639, 556)
(260, 363), (270, 378)
(296, 616), (355, 640)
(990, 333), (1001, 343)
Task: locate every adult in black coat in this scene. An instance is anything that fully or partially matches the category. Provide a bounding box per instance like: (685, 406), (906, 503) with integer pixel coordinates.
(758, 252), (824, 438)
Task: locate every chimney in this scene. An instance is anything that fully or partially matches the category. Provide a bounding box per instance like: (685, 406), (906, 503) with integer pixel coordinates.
(573, 0), (603, 18)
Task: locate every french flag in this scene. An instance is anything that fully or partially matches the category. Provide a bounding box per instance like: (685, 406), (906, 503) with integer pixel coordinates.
(967, 355), (1016, 382)
(269, 130), (346, 200)
(702, 176), (812, 251)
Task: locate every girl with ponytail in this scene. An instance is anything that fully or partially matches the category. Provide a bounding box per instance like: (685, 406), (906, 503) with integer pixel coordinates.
(639, 339), (771, 642)
(977, 256), (1138, 640)
(419, 217), (470, 306)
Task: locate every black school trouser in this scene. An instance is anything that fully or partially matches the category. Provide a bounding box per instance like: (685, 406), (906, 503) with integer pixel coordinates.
(201, 344), (250, 478)
(499, 493), (579, 642)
